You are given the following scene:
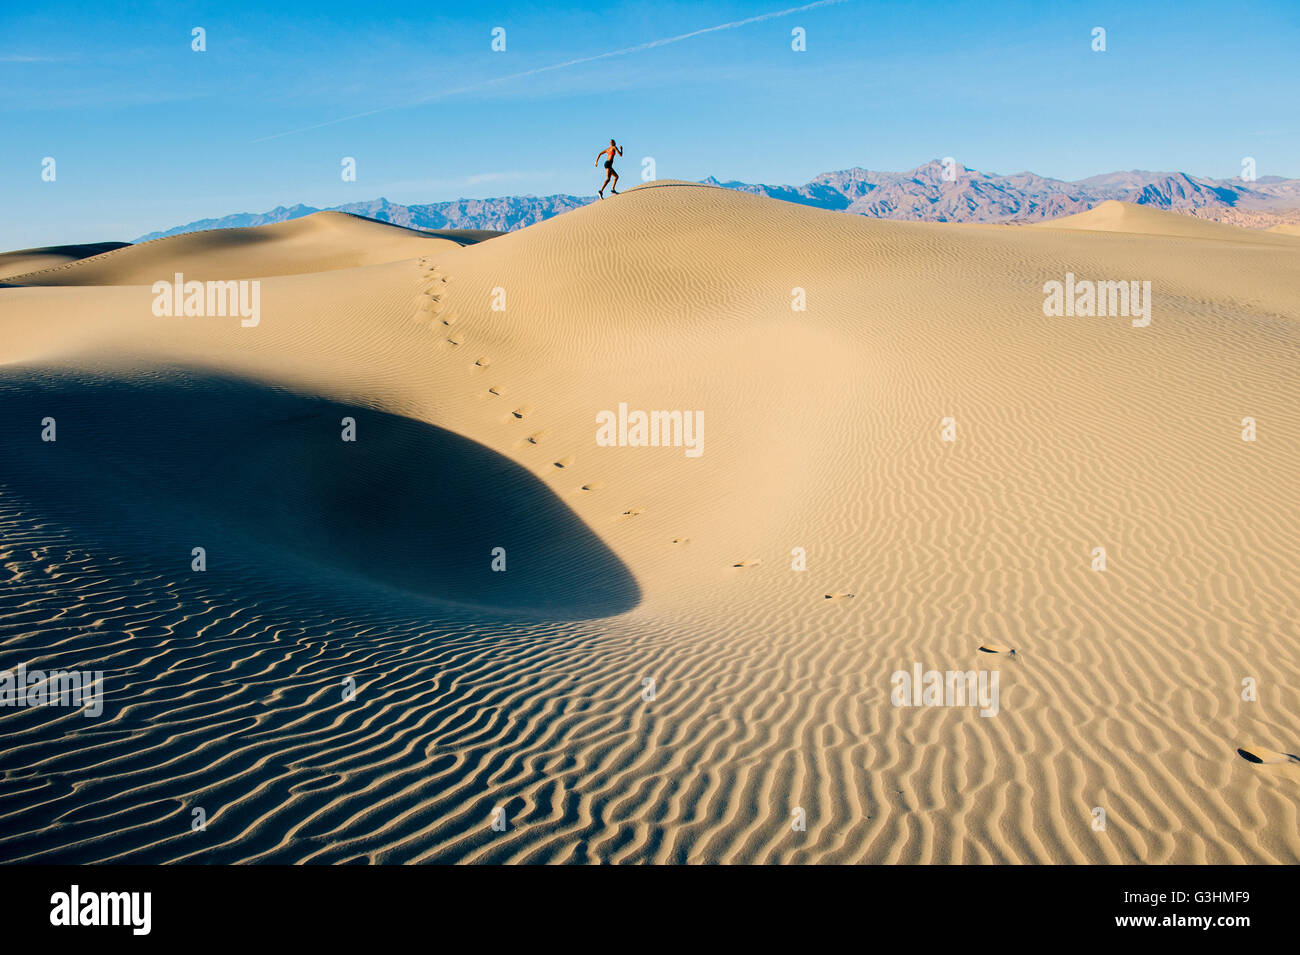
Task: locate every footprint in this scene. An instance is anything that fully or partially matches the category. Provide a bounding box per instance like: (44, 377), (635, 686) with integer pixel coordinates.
(511, 405), (534, 419)
(580, 481), (604, 491)
(474, 357), (491, 368)
(733, 559), (761, 568)
(1237, 747), (1300, 765)
(824, 592), (855, 601)
(526, 430), (548, 444)
(445, 336), (463, 346)
(441, 315), (457, 326)
(672, 537), (690, 545)
(622, 507), (644, 517)
(554, 455), (574, 469)
(978, 643), (1017, 656)
(487, 386), (503, 396)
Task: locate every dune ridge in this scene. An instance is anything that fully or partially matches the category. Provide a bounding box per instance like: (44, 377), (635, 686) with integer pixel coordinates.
(4, 212), (492, 287)
(0, 242), (131, 281)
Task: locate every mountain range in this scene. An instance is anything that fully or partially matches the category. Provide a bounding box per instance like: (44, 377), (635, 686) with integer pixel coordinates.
(135, 161), (1300, 241)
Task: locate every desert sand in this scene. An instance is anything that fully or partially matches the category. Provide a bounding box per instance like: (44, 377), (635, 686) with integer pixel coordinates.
(1, 186), (1297, 863)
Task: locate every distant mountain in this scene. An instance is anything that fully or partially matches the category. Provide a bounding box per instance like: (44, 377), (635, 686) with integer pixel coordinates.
(135, 195), (593, 242)
(710, 162), (1300, 222)
(141, 204), (322, 236)
(134, 163), (1300, 241)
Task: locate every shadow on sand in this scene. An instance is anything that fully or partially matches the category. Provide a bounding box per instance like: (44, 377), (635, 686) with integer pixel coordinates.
(0, 369), (640, 619)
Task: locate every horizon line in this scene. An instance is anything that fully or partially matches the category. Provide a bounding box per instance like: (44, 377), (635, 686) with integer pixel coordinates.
(129, 160), (1298, 240)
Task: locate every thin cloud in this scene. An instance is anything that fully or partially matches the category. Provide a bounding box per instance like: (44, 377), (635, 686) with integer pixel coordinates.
(252, 0), (847, 143)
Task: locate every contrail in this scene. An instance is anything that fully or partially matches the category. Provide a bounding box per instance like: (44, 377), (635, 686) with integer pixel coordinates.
(252, 0), (847, 143)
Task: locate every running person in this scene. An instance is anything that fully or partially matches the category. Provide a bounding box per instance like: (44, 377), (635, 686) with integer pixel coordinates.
(595, 139), (623, 197)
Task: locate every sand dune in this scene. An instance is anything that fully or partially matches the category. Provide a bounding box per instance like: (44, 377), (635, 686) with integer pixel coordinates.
(0, 242), (130, 281)
(1037, 198), (1300, 244)
(1, 184), (1297, 863)
(4, 212), (492, 286)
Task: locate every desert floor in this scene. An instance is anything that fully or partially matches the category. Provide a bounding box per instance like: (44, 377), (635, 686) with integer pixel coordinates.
(1, 184), (1297, 863)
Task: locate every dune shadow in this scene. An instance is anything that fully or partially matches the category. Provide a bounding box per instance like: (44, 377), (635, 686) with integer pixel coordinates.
(0, 240), (133, 283)
(0, 370), (639, 618)
(337, 212), (503, 246)
(4, 241), (131, 259)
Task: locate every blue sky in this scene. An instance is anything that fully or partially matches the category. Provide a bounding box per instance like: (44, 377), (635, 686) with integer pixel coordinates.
(4, 0), (1298, 248)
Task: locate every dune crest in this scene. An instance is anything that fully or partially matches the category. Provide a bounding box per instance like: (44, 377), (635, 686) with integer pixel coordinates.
(1035, 199), (1300, 243)
(5, 212), (491, 286)
(0, 242), (131, 281)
